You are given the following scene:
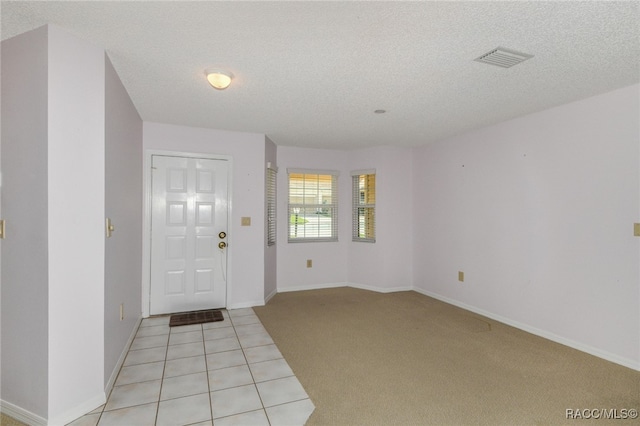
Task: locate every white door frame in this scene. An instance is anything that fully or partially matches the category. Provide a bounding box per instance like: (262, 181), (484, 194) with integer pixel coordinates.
(142, 149), (233, 318)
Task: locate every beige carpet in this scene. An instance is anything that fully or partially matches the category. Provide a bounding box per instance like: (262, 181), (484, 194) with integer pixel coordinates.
(253, 287), (640, 425)
(0, 413), (27, 426)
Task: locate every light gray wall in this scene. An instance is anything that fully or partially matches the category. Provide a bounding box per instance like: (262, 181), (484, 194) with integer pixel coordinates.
(143, 122), (268, 308)
(0, 25), (50, 420)
(412, 84), (640, 369)
(347, 146), (414, 291)
(47, 24), (106, 422)
(104, 55), (143, 388)
(276, 146), (350, 291)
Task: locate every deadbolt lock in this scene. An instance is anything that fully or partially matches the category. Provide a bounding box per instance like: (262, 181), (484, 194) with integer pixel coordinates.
(218, 241), (227, 249)
(218, 231), (227, 239)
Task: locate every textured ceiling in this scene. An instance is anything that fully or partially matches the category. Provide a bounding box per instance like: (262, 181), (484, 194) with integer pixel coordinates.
(2, 1), (638, 150)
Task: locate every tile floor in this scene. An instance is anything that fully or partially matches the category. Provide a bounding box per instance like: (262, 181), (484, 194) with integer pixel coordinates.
(68, 308), (314, 426)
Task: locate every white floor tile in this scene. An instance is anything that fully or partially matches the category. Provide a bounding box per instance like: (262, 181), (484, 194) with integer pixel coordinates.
(238, 332), (274, 349)
(67, 413), (100, 426)
(227, 308), (255, 318)
(168, 330), (203, 345)
(243, 344), (283, 364)
(91, 308), (315, 426)
(208, 365), (254, 392)
(265, 399), (315, 426)
(202, 319), (232, 330)
(166, 341), (205, 360)
(124, 347), (167, 366)
(130, 334), (169, 351)
(256, 376), (309, 408)
(164, 355), (206, 378)
(233, 323), (266, 337)
(160, 372), (209, 401)
(98, 402), (157, 426)
(169, 323), (202, 333)
(206, 349), (247, 371)
(115, 361), (165, 386)
(249, 359), (294, 383)
(213, 409), (269, 426)
(141, 316), (170, 327)
(156, 393), (212, 426)
(229, 314), (260, 327)
(136, 324), (170, 338)
(89, 405), (105, 415)
(204, 337), (241, 354)
(203, 327), (236, 341)
(105, 380), (161, 411)
(210, 385), (262, 419)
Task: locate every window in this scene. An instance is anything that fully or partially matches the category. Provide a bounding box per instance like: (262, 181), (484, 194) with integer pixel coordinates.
(266, 164), (277, 246)
(288, 169), (339, 242)
(352, 170), (375, 242)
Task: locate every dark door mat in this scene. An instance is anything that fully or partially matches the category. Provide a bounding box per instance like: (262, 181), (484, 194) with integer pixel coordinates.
(169, 309), (224, 327)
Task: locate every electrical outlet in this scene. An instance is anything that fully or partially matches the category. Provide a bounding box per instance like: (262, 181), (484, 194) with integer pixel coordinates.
(307, 259), (313, 268)
(458, 271), (464, 282)
(241, 217), (251, 226)
(119, 303), (124, 321)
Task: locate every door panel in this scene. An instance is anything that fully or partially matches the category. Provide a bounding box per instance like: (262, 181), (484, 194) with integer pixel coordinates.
(150, 155), (228, 315)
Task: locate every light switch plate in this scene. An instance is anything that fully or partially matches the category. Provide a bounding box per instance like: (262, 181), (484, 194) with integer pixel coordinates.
(458, 271), (464, 282)
(241, 217), (251, 226)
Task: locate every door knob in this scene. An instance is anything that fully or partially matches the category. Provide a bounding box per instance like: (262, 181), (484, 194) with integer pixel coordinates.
(218, 241), (227, 249)
(218, 231), (226, 239)
(106, 218), (115, 238)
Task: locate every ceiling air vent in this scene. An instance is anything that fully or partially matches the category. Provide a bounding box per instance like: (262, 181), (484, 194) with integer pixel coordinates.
(474, 47), (533, 68)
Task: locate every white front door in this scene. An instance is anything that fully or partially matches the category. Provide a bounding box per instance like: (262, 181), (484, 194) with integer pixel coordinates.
(150, 155), (228, 315)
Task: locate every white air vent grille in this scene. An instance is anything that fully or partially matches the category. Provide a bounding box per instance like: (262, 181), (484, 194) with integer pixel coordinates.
(474, 47), (533, 68)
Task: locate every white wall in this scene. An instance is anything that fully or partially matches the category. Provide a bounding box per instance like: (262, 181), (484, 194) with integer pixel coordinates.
(276, 147), (349, 291)
(47, 25), (106, 423)
(412, 84), (640, 369)
(143, 122), (267, 308)
(104, 55), (143, 389)
(347, 146), (413, 291)
(1, 25), (50, 421)
(276, 145), (414, 294)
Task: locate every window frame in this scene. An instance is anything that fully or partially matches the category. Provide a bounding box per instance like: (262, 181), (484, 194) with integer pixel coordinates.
(287, 168), (339, 243)
(266, 163), (277, 246)
(351, 169), (376, 243)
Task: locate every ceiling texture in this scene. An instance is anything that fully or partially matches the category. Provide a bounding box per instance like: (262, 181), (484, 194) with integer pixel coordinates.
(1, 1), (638, 150)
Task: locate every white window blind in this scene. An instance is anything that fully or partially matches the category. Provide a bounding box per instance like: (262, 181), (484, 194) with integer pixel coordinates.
(266, 164), (277, 246)
(352, 170), (375, 243)
(288, 169), (339, 242)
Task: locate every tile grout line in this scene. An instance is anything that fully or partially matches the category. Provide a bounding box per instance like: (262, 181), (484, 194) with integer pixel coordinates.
(233, 309), (273, 425)
(153, 319), (171, 426)
(202, 321), (215, 424)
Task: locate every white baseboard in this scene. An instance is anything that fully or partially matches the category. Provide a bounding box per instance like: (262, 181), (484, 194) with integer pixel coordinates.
(105, 316), (143, 395)
(348, 282), (413, 294)
(1, 400), (47, 426)
(264, 288), (278, 304)
(277, 282), (348, 293)
(413, 287), (640, 372)
(277, 282), (411, 294)
(227, 299), (267, 310)
(1, 387), (105, 426)
(47, 392), (105, 426)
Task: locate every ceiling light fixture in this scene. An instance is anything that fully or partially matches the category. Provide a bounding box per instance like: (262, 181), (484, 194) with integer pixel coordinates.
(205, 69), (233, 90)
